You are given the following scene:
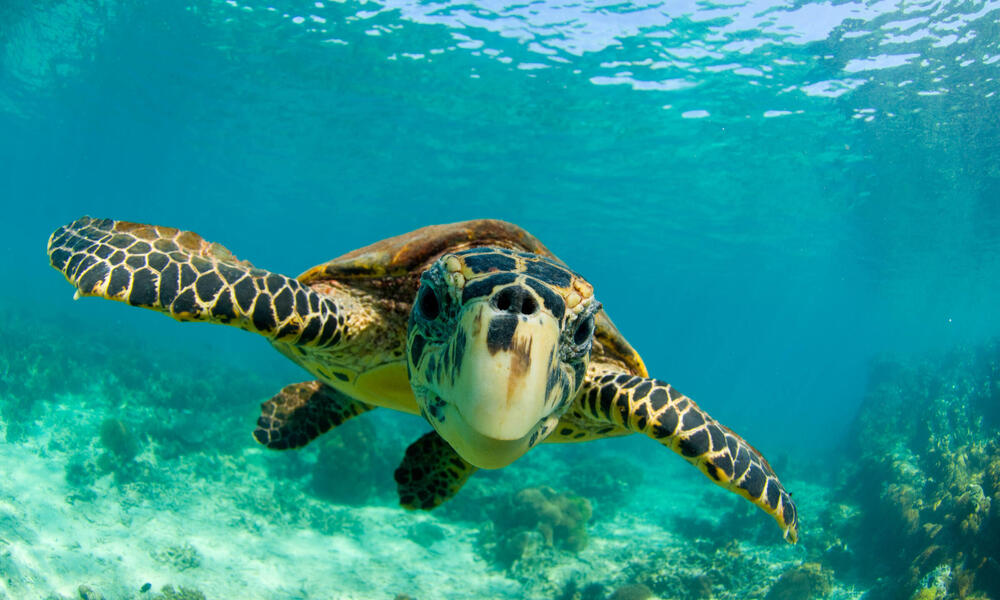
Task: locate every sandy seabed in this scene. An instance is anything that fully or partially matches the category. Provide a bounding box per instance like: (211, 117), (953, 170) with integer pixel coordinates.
(0, 392), (869, 600)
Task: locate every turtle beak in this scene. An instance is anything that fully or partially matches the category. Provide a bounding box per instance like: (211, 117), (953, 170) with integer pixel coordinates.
(432, 292), (564, 468)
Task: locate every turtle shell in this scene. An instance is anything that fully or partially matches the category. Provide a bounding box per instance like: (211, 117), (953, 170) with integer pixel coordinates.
(298, 219), (647, 378)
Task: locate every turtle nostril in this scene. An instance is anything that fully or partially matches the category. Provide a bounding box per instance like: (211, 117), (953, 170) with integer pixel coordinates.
(492, 286), (537, 316)
(496, 293), (511, 311)
(521, 296), (537, 315)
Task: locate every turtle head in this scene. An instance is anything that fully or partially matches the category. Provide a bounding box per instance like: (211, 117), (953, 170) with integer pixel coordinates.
(407, 248), (599, 469)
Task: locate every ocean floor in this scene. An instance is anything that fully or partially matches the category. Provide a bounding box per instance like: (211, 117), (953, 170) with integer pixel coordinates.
(0, 307), (881, 599)
(0, 404), (860, 600)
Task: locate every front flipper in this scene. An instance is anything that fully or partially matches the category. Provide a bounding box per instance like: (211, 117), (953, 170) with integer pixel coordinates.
(254, 381), (374, 450)
(395, 431), (478, 509)
(580, 372), (799, 543)
(47, 216), (345, 346)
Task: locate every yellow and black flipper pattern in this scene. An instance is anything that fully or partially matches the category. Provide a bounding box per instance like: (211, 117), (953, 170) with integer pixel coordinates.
(579, 370), (799, 543)
(253, 381), (375, 450)
(395, 430), (479, 510)
(47, 216), (346, 347)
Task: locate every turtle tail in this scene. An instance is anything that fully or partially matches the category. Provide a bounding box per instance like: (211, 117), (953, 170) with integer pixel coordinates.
(47, 216), (345, 347)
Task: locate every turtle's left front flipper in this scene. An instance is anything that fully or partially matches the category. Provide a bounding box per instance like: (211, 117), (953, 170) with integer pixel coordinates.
(47, 216), (344, 346)
(580, 372), (799, 543)
(395, 431), (478, 510)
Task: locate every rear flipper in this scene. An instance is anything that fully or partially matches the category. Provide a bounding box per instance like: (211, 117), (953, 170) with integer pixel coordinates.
(395, 431), (478, 509)
(47, 216), (345, 346)
(254, 381), (374, 450)
(580, 371), (799, 543)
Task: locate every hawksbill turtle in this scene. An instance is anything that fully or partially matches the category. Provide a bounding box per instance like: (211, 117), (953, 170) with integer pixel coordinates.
(47, 216), (798, 542)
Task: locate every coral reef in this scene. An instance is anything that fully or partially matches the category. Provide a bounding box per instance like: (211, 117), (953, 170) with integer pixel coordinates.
(150, 585), (207, 600)
(764, 562), (833, 600)
(484, 486), (592, 568)
(829, 341), (1000, 600)
(554, 581), (654, 600)
(0, 309), (104, 443)
(620, 535), (803, 600)
(555, 580), (609, 600)
(151, 543), (202, 571)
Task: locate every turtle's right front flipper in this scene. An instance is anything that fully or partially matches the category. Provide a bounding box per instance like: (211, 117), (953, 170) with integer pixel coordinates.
(47, 216), (344, 346)
(577, 372), (799, 543)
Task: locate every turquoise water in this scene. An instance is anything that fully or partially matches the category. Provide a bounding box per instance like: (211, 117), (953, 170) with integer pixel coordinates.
(2, 0), (1000, 598)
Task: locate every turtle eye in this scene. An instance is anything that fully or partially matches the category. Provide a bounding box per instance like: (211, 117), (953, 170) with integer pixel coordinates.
(417, 286), (440, 320)
(573, 314), (594, 345)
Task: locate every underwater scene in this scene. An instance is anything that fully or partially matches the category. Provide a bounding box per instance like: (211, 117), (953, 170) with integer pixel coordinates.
(2, 0), (1000, 598)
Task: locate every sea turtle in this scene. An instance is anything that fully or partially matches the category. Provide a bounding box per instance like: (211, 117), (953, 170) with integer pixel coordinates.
(47, 216), (798, 542)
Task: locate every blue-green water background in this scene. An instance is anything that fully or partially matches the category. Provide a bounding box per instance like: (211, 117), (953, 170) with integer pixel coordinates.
(2, 0), (999, 460)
